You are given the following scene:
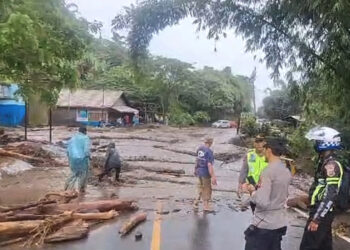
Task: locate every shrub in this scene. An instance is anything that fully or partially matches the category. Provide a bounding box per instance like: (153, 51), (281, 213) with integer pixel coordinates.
(193, 111), (210, 123)
(170, 111), (195, 126)
(241, 115), (258, 137)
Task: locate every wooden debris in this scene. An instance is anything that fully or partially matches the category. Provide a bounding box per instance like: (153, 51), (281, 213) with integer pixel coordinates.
(0, 148), (44, 163)
(45, 191), (78, 204)
(287, 195), (309, 210)
(0, 214), (47, 222)
(124, 163), (185, 176)
(1, 200), (56, 213)
(44, 222), (89, 243)
(0, 220), (43, 236)
(26, 211), (73, 246)
(119, 212), (147, 236)
(0, 237), (26, 247)
(24, 199), (135, 215)
(72, 210), (119, 220)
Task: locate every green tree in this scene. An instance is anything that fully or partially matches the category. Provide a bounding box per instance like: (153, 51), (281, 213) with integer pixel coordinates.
(261, 85), (301, 120)
(0, 0), (93, 104)
(112, 0), (350, 125)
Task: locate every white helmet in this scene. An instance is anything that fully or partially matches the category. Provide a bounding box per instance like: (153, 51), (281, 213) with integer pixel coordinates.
(305, 126), (342, 152)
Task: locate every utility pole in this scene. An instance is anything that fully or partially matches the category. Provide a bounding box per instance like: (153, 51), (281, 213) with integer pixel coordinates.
(24, 101), (28, 141)
(49, 107), (52, 143)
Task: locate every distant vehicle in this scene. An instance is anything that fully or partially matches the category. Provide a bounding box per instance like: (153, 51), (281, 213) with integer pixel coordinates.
(212, 120), (231, 128)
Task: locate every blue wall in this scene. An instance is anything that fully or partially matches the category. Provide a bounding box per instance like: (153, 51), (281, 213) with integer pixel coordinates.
(0, 84), (25, 127)
(0, 104), (25, 127)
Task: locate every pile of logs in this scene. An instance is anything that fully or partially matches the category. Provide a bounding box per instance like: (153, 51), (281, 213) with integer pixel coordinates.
(0, 191), (137, 246)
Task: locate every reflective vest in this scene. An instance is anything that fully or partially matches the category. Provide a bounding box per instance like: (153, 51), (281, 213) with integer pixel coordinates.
(311, 160), (343, 206)
(247, 149), (268, 184)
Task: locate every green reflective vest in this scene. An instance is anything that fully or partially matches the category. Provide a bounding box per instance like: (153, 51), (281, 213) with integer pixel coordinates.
(247, 149), (268, 184)
(311, 160), (343, 206)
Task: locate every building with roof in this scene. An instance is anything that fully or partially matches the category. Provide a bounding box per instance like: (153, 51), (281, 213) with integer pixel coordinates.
(53, 89), (138, 126)
(0, 84), (25, 127)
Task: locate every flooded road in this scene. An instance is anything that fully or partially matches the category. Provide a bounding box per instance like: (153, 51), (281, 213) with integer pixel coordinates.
(1, 126), (349, 249)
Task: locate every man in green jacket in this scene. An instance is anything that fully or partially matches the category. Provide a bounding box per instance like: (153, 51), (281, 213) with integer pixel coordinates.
(238, 134), (268, 196)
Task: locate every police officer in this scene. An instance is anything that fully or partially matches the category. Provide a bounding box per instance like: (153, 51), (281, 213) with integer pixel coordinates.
(238, 134), (268, 197)
(244, 138), (292, 250)
(300, 127), (343, 250)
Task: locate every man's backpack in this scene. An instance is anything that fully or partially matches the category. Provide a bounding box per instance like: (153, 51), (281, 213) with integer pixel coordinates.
(336, 164), (350, 211)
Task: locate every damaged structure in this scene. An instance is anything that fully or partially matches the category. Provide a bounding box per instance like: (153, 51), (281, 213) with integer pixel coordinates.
(53, 89), (138, 126)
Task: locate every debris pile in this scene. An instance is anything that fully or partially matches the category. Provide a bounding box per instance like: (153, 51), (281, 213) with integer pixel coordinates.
(0, 142), (65, 168)
(0, 191), (138, 246)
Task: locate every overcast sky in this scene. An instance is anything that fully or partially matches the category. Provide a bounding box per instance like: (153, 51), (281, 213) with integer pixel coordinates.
(69, 0), (275, 107)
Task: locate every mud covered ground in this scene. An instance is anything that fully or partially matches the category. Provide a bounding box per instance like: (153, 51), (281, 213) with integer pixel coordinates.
(0, 125), (349, 249)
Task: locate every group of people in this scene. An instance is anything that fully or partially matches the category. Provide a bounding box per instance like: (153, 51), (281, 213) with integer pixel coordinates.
(194, 127), (345, 250)
(64, 125), (344, 250)
(64, 127), (122, 193)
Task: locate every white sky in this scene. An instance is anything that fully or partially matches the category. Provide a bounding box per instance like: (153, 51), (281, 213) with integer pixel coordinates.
(69, 0), (275, 107)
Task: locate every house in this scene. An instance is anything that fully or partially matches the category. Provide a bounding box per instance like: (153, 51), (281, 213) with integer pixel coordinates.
(53, 89), (138, 126)
(0, 84), (25, 127)
(283, 115), (305, 128)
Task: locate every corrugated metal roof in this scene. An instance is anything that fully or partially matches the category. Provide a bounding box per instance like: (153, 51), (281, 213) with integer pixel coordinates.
(57, 89), (124, 109)
(113, 105), (138, 114)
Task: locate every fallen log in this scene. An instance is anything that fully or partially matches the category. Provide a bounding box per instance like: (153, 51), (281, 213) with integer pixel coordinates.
(44, 191), (78, 204)
(124, 163), (185, 176)
(125, 175), (193, 185)
(44, 222), (89, 243)
(1, 200), (56, 213)
(72, 210), (119, 220)
(287, 195), (309, 210)
(24, 199), (136, 215)
(26, 211), (73, 246)
(0, 148), (44, 163)
(0, 220), (43, 236)
(0, 214), (47, 222)
(0, 237), (26, 247)
(119, 212), (147, 236)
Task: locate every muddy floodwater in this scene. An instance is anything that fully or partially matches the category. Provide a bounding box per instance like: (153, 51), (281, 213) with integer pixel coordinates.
(1, 126), (349, 249)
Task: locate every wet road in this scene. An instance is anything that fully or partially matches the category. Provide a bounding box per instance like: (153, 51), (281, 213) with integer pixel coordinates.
(37, 206), (349, 250)
(1, 127), (349, 249)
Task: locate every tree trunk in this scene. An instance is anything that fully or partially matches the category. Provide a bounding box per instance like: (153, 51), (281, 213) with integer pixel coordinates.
(1, 200), (56, 213)
(119, 212), (147, 236)
(0, 148), (45, 164)
(0, 220), (43, 236)
(44, 224), (89, 243)
(22, 199), (136, 215)
(72, 210), (119, 220)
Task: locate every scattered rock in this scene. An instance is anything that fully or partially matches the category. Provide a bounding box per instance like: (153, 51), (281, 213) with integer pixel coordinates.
(135, 231), (143, 241)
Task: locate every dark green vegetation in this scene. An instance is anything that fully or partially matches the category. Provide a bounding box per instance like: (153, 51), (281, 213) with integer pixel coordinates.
(0, 0), (253, 125)
(112, 0), (350, 153)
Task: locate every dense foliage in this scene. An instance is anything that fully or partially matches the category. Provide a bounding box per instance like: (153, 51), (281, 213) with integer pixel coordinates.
(87, 41), (253, 124)
(259, 83), (301, 120)
(112, 0), (350, 129)
(0, 0), (94, 104)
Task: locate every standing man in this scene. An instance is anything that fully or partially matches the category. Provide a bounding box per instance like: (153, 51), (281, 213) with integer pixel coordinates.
(65, 127), (91, 193)
(300, 127), (343, 250)
(244, 138), (292, 250)
(98, 142), (122, 182)
(238, 134), (268, 196)
(194, 137), (217, 212)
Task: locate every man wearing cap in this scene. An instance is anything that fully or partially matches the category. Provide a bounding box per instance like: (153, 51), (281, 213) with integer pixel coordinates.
(194, 137), (217, 211)
(238, 134), (268, 198)
(244, 138), (292, 250)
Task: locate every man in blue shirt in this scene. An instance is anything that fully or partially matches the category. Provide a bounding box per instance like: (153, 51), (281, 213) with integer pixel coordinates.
(194, 137), (217, 211)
